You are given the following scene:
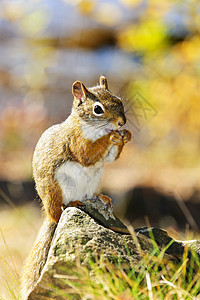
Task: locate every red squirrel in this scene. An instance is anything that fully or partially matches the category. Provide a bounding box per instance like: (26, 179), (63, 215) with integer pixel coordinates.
(21, 76), (131, 299)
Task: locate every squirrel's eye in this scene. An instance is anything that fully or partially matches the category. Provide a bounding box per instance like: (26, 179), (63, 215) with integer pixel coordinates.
(93, 103), (104, 116)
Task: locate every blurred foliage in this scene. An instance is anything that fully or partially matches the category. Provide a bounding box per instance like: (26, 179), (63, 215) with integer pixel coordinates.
(0, 0), (200, 184)
(120, 1), (200, 170)
(118, 20), (168, 53)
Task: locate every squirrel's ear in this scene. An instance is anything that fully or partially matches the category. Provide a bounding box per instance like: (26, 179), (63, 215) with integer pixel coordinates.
(72, 81), (90, 103)
(99, 76), (108, 89)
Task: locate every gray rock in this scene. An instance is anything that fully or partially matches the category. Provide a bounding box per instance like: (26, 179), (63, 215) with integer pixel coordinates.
(27, 199), (200, 300)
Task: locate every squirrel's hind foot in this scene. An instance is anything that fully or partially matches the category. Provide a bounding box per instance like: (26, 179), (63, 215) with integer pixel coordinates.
(63, 201), (85, 210)
(95, 194), (113, 209)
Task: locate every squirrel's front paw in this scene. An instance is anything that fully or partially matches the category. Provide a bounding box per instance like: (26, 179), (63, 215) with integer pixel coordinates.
(120, 129), (132, 144)
(110, 131), (123, 145)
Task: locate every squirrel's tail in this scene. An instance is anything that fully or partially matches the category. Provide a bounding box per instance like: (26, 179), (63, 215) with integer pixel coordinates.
(20, 218), (57, 300)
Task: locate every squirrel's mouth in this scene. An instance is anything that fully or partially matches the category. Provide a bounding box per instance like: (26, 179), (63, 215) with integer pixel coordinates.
(105, 129), (113, 133)
(105, 128), (122, 134)
(105, 122), (123, 134)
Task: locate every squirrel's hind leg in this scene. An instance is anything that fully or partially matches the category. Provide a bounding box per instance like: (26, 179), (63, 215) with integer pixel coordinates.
(45, 180), (63, 223)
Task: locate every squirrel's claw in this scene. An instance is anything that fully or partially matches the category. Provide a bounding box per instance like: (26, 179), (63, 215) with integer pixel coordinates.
(109, 131), (123, 145)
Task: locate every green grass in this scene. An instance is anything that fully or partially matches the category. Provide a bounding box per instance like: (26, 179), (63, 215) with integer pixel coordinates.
(0, 206), (199, 299)
(46, 235), (200, 299)
(49, 253), (200, 299)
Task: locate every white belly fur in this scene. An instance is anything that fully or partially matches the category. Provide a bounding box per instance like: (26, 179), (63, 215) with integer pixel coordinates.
(55, 161), (103, 205)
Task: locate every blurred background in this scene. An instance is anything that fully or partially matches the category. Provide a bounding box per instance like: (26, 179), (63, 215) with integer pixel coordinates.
(0, 0), (200, 298)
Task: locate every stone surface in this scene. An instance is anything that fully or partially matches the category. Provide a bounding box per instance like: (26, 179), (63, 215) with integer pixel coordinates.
(27, 200), (200, 300)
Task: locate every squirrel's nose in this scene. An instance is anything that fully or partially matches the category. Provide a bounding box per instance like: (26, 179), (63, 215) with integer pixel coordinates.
(117, 116), (126, 127)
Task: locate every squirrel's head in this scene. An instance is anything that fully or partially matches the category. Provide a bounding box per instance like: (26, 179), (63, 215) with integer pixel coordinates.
(71, 76), (126, 133)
